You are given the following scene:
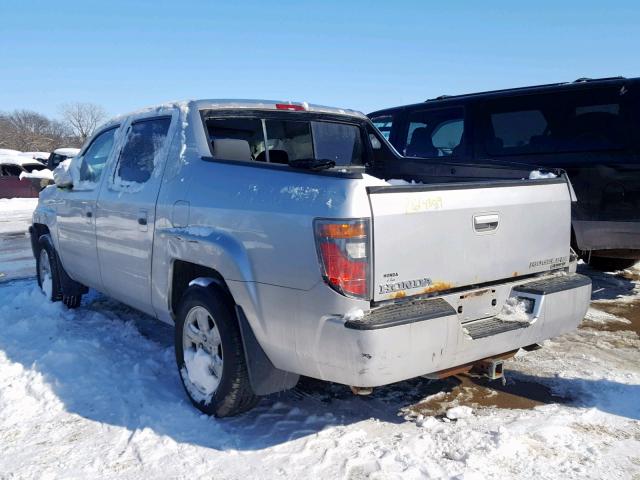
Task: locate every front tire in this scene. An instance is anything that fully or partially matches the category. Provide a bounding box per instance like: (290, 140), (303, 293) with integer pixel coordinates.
(36, 235), (83, 308)
(36, 235), (63, 302)
(175, 287), (258, 417)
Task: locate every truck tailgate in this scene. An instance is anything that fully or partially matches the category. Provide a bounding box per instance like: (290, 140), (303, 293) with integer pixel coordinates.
(368, 179), (571, 302)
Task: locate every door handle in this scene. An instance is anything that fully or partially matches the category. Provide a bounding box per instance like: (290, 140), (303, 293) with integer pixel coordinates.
(86, 211), (93, 218)
(473, 213), (499, 232)
(138, 209), (149, 231)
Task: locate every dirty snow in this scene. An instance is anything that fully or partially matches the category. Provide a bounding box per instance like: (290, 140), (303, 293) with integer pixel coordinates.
(361, 174), (422, 186)
(496, 296), (535, 323)
(343, 308), (365, 321)
(0, 201), (639, 479)
(529, 170), (558, 179)
(280, 185), (320, 201)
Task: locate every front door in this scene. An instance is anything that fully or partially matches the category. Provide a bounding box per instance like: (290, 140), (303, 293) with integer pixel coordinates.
(56, 127), (119, 289)
(95, 114), (174, 315)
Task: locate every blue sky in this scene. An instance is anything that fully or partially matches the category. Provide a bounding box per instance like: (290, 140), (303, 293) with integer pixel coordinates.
(1, 0), (638, 119)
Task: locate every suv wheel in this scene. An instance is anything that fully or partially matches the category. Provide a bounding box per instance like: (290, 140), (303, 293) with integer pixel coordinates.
(175, 286), (258, 417)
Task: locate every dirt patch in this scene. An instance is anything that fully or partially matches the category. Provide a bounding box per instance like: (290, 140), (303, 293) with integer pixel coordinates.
(407, 374), (569, 417)
(586, 300), (640, 335)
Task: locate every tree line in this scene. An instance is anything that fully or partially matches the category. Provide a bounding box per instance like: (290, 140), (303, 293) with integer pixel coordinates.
(0, 102), (106, 152)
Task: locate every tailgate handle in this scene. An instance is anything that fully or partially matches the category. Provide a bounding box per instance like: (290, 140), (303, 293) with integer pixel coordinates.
(474, 214), (499, 232)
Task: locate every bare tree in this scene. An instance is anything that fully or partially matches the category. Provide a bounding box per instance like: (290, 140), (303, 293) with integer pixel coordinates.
(60, 102), (107, 144)
(0, 110), (72, 151)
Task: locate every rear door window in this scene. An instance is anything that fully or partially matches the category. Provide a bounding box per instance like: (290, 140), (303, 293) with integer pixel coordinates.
(481, 86), (630, 156)
(116, 117), (171, 184)
(404, 108), (465, 158)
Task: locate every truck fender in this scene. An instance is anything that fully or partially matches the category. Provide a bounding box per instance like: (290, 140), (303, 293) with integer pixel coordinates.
(36, 233), (88, 296)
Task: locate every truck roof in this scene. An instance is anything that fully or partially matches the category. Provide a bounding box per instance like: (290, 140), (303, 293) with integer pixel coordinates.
(369, 76), (638, 116)
(107, 100), (367, 127)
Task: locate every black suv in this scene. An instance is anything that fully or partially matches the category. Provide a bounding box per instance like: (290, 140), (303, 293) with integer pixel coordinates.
(369, 77), (640, 270)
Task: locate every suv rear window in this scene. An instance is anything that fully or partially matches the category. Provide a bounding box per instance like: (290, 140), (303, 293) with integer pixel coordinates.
(205, 116), (364, 167)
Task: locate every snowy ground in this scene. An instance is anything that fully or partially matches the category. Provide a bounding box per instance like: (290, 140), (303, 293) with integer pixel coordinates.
(0, 201), (638, 479)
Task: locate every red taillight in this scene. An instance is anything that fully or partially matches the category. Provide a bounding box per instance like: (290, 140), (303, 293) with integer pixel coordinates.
(276, 103), (305, 111)
(315, 219), (369, 298)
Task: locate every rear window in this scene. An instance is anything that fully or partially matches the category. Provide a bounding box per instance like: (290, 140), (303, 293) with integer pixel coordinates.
(205, 116), (364, 167)
(482, 87), (630, 156)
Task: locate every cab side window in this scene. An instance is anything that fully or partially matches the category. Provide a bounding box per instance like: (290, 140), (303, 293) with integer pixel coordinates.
(116, 117), (172, 184)
(78, 127), (118, 184)
(404, 108), (465, 158)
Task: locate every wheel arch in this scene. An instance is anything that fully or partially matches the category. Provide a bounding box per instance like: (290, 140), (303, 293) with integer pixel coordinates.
(170, 258), (299, 395)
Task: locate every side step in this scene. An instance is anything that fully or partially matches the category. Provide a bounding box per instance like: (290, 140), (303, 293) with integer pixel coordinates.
(463, 317), (529, 340)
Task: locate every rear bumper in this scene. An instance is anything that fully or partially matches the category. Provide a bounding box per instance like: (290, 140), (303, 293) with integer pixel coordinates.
(573, 220), (640, 256)
(294, 273), (591, 387)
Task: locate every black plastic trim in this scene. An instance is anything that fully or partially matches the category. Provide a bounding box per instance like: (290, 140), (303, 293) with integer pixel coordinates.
(201, 156), (364, 179)
(513, 273), (591, 295)
(345, 298), (456, 330)
(366, 177), (565, 194)
(236, 305), (299, 395)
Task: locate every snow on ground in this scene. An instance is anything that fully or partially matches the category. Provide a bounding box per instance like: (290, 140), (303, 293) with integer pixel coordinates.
(0, 200), (639, 479)
(0, 197), (37, 235)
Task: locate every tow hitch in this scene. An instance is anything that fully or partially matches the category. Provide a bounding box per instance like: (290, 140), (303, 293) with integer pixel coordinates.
(471, 359), (505, 381)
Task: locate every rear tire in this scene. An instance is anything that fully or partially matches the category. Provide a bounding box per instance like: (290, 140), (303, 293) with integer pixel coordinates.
(589, 257), (638, 271)
(175, 286), (259, 417)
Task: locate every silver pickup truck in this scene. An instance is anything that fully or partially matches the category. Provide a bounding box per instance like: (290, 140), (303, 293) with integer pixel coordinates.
(30, 99), (591, 416)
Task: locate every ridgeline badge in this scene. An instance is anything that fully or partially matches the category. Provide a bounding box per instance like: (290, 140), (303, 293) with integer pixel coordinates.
(379, 277), (432, 294)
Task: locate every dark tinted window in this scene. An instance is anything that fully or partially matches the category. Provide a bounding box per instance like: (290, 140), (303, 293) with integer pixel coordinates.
(311, 122), (363, 166)
(207, 118), (266, 161)
(2, 165), (22, 176)
(80, 128), (117, 183)
(117, 117), (171, 183)
(483, 87), (629, 156)
(490, 110), (547, 150)
(22, 164), (46, 173)
(404, 108), (465, 158)
(50, 153), (66, 168)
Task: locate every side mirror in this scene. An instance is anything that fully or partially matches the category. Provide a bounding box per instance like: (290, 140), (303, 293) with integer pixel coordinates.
(53, 159), (74, 188)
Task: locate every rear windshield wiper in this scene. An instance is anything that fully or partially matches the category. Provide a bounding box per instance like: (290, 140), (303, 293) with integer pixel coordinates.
(289, 158), (336, 171)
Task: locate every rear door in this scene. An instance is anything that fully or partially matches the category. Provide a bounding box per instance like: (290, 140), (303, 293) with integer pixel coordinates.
(475, 85), (640, 225)
(368, 179), (572, 302)
(96, 113), (175, 314)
